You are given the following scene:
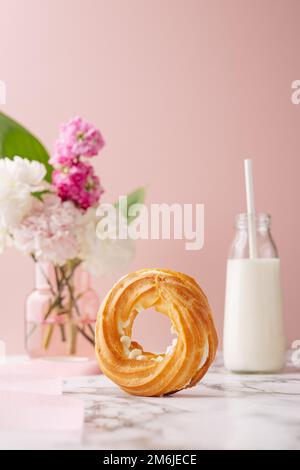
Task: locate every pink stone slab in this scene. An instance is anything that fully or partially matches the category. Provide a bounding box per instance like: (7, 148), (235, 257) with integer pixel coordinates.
(0, 375), (62, 395)
(0, 391), (84, 431)
(0, 358), (100, 378)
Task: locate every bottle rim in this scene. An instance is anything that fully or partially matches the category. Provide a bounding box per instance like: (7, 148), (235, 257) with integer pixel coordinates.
(235, 212), (271, 229)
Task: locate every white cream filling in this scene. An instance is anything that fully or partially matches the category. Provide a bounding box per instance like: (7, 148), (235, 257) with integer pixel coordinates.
(118, 319), (130, 335)
(128, 348), (143, 359)
(151, 355), (164, 362)
(120, 335), (131, 355)
(120, 334), (143, 360)
(171, 325), (177, 335)
(119, 317), (209, 376)
(166, 337), (178, 355)
(120, 335), (131, 347)
(119, 324), (179, 362)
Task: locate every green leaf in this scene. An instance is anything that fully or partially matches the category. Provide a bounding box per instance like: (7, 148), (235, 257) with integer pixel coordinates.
(0, 111), (52, 181)
(114, 187), (146, 224)
(31, 189), (52, 201)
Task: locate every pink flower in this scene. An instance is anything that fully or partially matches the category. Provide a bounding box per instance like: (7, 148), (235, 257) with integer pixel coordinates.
(12, 195), (82, 265)
(52, 117), (105, 164)
(52, 162), (104, 210)
(49, 141), (76, 167)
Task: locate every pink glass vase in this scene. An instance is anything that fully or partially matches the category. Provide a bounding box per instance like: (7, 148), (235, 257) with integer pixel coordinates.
(25, 261), (99, 360)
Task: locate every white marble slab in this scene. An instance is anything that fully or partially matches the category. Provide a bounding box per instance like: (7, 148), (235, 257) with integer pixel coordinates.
(0, 354), (299, 450)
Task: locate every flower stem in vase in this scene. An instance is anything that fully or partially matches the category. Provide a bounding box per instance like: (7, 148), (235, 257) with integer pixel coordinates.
(59, 324), (66, 342)
(42, 323), (55, 350)
(76, 325), (95, 345)
(40, 268), (66, 349)
(27, 259), (97, 358)
(61, 264), (96, 347)
(69, 322), (77, 355)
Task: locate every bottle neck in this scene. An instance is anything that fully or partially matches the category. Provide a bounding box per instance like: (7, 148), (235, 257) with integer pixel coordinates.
(35, 262), (53, 290)
(230, 212), (278, 259)
(35, 262), (91, 291)
(235, 213), (271, 232)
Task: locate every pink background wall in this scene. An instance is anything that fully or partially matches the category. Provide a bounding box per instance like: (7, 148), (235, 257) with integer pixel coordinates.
(0, 0), (299, 354)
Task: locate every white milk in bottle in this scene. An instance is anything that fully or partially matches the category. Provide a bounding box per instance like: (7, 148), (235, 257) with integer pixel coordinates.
(223, 213), (286, 372)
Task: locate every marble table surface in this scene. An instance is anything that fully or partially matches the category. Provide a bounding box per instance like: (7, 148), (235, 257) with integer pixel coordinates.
(1, 354), (300, 450)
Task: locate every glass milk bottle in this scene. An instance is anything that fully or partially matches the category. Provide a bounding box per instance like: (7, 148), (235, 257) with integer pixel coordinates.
(223, 213), (286, 373)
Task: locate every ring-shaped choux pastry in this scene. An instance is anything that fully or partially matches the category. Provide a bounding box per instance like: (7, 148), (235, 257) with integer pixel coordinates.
(95, 269), (218, 397)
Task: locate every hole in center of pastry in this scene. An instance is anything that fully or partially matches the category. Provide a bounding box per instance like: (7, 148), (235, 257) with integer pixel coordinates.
(130, 308), (176, 356)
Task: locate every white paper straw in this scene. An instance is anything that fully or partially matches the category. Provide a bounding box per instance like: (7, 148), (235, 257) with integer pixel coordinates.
(244, 159), (257, 258)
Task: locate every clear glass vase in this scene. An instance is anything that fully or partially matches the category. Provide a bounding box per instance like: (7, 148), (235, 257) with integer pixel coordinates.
(25, 261), (99, 360)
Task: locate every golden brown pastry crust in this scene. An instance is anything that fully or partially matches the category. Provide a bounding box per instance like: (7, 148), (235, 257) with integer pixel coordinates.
(95, 269), (218, 397)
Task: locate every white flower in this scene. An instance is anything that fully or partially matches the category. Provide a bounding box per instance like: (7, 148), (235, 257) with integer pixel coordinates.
(13, 194), (83, 265)
(80, 206), (135, 276)
(0, 156), (46, 187)
(0, 156), (46, 229)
